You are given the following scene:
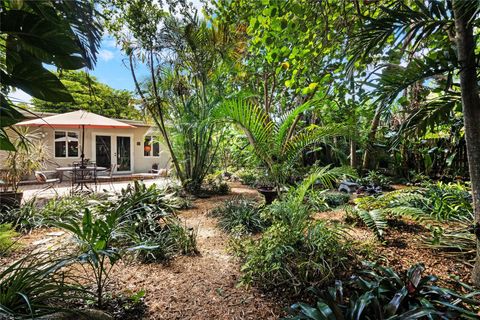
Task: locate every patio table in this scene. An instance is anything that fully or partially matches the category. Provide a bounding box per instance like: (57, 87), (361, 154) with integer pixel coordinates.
(56, 166), (107, 193)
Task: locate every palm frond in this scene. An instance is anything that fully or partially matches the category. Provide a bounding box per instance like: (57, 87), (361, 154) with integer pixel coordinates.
(295, 165), (356, 203)
(276, 99), (318, 150)
(213, 98), (274, 165)
(350, 1), (452, 68)
(283, 124), (351, 166)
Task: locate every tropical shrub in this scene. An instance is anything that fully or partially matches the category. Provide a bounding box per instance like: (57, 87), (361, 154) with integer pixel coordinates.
(352, 189), (427, 240)
(0, 223), (18, 255)
(203, 174), (231, 195)
(1, 196), (99, 231)
(209, 197), (266, 235)
(307, 190), (350, 212)
(235, 168), (260, 186)
(286, 262), (480, 319)
(236, 216), (352, 293)
(358, 170), (392, 190)
(55, 208), (129, 308)
(422, 213), (476, 264)
(103, 181), (198, 263)
(0, 254), (85, 319)
(421, 181), (473, 221)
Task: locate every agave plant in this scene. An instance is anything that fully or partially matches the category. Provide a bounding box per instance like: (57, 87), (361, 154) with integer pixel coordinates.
(213, 98), (350, 189)
(287, 262), (480, 319)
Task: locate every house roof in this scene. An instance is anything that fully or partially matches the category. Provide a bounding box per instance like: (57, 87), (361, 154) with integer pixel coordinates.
(17, 109), (152, 127)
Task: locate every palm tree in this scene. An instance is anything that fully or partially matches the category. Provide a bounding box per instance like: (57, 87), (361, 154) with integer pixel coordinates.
(349, 0), (480, 284)
(214, 98), (350, 190)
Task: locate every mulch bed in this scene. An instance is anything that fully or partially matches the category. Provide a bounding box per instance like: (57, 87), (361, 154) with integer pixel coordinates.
(3, 182), (474, 319)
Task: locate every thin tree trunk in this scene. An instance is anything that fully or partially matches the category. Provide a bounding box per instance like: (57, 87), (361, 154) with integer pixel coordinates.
(453, 1), (480, 286)
(362, 106), (382, 170)
(350, 139), (357, 168)
(127, 53), (185, 184)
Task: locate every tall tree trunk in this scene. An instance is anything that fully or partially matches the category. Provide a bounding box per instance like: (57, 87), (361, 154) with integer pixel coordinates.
(362, 106), (382, 171)
(453, 1), (480, 286)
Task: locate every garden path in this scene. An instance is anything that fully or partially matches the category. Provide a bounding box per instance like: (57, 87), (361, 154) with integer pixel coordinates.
(110, 183), (284, 320)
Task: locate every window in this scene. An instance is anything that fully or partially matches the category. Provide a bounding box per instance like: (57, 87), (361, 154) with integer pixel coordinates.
(55, 131), (79, 158)
(144, 135), (161, 157)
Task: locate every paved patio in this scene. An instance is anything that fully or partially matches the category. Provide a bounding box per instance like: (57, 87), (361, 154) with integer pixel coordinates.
(21, 177), (173, 202)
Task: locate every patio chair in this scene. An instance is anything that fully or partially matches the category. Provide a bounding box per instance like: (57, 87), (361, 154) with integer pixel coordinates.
(35, 171), (60, 195)
(97, 164), (117, 191)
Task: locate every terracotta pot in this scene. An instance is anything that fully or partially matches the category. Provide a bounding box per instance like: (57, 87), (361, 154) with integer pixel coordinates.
(144, 145), (152, 153)
(257, 188), (278, 205)
(0, 191), (23, 210)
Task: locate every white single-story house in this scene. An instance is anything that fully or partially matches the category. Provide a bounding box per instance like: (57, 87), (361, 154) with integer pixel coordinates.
(1, 109), (170, 175)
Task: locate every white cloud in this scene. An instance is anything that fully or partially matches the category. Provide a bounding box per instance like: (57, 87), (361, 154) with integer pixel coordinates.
(104, 38), (119, 48)
(98, 49), (115, 62)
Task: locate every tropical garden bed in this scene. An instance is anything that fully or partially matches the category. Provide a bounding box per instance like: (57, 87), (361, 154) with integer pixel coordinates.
(2, 0), (480, 319)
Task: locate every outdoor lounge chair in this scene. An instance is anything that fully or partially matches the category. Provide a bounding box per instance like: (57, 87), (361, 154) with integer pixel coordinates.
(35, 171), (61, 195)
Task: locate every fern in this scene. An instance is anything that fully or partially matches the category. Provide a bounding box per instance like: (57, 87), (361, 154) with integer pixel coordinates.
(356, 209), (387, 240)
(385, 206), (426, 220)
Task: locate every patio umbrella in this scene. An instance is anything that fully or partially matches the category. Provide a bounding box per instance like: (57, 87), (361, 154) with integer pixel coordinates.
(16, 110), (135, 166)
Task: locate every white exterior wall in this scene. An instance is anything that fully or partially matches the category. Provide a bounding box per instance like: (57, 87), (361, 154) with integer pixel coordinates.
(0, 126), (170, 174)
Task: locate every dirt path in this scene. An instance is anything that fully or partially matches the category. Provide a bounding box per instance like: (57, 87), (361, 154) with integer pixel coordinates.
(112, 183), (284, 319)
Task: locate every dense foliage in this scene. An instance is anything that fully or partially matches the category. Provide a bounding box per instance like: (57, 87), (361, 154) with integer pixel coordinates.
(31, 71), (141, 120)
(287, 262), (480, 319)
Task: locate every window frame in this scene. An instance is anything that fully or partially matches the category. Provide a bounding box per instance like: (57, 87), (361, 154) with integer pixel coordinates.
(53, 130), (80, 159)
(143, 135), (161, 157)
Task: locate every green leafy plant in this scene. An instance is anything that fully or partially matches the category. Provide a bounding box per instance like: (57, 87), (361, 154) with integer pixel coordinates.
(420, 181), (473, 221)
(214, 98), (350, 190)
(0, 223), (18, 255)
(1, 0), (101, 151)
(0, 253), (85, 318)
(358, 170), (392, 190)
(2, 195), (99, 231)
(422, 213), (476, 265)
(102, 181), (198, 263)
(307, 191), (350, 212)
(204, 174), (231, 195)
(287, 262), (480, 319)
(209, 197), (266, 235)
(352, 189), (427, 240)
(235, 168), (260, 186)
(54, 208), (129, 307)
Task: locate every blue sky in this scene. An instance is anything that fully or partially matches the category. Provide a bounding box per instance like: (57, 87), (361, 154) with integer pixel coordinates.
(90, 36), (149, 92)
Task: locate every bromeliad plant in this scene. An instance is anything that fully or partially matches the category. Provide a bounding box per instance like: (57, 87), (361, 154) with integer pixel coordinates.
(287, 262), (480, 319)
(214, 98), (350, 190)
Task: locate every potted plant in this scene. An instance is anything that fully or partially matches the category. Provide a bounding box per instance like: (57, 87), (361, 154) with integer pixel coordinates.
(255, 171), (279, 204)
(0, 130), (49, 209)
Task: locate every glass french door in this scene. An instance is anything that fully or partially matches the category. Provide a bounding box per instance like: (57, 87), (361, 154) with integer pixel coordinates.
(95, 136), (112, 169)
(116, 136), (131, 172)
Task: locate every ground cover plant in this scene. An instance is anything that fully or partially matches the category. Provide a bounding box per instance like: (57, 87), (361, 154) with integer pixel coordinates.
(287, 262), (480, 319)
(209, 197), (266, 235)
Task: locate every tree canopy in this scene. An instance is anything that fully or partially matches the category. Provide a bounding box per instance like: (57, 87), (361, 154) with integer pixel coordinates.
(31, 70), (142, 120)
